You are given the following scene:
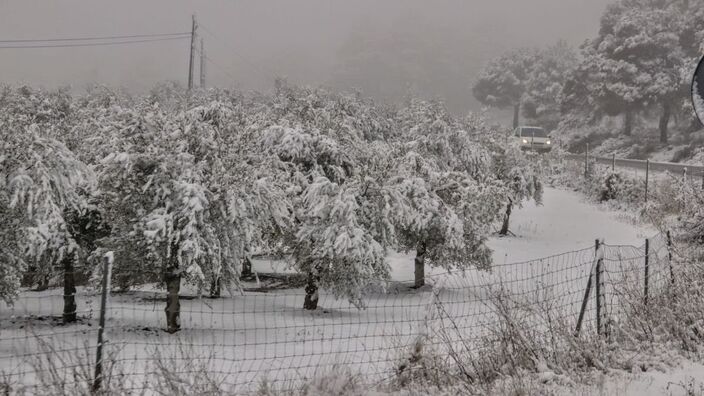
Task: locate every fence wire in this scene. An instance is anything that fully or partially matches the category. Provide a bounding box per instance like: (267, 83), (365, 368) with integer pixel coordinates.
(0, 232), (675, 393)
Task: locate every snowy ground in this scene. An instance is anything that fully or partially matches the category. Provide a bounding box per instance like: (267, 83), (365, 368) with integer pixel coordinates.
(0, 187), (677, 394)
(555, 360), (704, 396)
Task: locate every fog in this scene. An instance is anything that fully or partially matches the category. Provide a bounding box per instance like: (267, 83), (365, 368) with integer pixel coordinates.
(0, 0), (611, 114)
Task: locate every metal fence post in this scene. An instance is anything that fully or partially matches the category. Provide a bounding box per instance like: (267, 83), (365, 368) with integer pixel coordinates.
(595, 240), (604, 337)
(644, 239), (649, 307)
(93, 252), (113, 393)
(645, 159), (649, 204)
(683, 167), (688, 212)
(584, 143), (589, 179)
(667, 231), (675, 286)
(575, 273), (592, 337)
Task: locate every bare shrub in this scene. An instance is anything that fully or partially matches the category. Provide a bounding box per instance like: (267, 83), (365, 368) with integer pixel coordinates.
(2, 336), (129, 396)
(257, 366), (371, 396)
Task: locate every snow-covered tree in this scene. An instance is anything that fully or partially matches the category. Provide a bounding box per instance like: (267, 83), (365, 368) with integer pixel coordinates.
(522, 41), (578, 130)
(259, 83), (402, 309)
(0, 120), (94, 320)
(291, 167), (401, 309)
(492, 144), (543, 236)
(0, 86), (109, 324)
(563, 0), (694, 141)
(472, 48), (537, 128)
(391, 99), (506, 287)
(97, 101), (288, 331)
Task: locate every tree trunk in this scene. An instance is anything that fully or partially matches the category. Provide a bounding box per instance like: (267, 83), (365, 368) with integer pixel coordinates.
(303, 270), (319, 310)
(164, 268), (181, 333)
(241, 256), (252, 278)
(659, 102), (671, 144)
(512, 103), (520, 129)
(34, 271), (50, 291)
(623, 111), (633, 136)
(499, 202), (513, 236)
(62, 253), (77, 324)
(209, 277), (221, 298)
(414, 242), (427, 288)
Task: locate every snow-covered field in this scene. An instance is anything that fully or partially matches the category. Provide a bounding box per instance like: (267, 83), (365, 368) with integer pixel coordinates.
(0, 187), (672, 393)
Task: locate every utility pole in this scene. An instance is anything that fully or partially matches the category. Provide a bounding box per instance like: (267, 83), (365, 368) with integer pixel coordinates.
(200, 38), (206, 88)
(188, 14), (197, 90)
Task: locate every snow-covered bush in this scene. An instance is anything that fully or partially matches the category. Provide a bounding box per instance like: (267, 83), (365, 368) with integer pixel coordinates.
(671, 178), (704, 247)
(597, 171), (645, 206)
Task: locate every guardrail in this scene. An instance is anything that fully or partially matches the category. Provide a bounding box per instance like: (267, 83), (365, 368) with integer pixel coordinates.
(564, 153), (704, 176)
(563, 151), (704, 203)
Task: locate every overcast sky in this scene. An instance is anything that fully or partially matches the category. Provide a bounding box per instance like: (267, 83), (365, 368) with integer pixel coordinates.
(0, 0), (612, 113)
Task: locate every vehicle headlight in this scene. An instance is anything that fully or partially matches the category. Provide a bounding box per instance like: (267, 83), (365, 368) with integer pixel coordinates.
(546, 140), (551, 145)
(522, 139), (528, 144)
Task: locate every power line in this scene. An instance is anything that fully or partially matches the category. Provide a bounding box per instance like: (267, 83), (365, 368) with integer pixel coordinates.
(0, 36), (190, 49)
(0, 32), (191, 44)
(194, 46), (238, 83)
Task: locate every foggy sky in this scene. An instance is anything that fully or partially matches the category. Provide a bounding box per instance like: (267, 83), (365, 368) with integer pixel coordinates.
(0, 0), (611, 114)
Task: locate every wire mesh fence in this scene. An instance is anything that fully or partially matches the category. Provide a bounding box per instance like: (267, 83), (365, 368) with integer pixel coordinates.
(0, 232), (675, 394)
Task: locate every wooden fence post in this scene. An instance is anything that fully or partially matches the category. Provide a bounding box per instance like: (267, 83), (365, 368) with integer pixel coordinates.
(93, 252), (113, 392)
(595, 240), (604, 337)
(645, 159), (649, 204)
(585, 143), (589, 179)
(667, 231), (675, 286)
(575, 239), (600, 336)
(575, 272), (592, 337)
(644, 239), (650, 307)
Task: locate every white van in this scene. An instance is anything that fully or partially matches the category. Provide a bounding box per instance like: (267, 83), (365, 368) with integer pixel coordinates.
(513, 126), (552, 152)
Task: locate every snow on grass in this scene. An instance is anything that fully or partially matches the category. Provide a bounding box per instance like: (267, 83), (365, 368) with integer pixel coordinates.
(557, 359), (704, 395)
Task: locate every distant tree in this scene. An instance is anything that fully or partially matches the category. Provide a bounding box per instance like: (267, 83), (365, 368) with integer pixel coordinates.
(472, 48), (537, 128)
(563, 0), (692, 142)
(562, 45), (645, 137)
(522, 41), (578, 131)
